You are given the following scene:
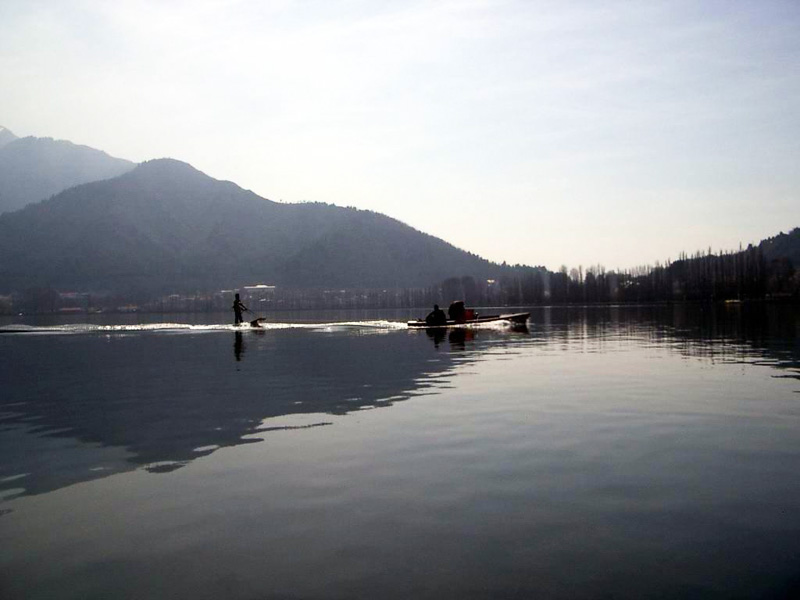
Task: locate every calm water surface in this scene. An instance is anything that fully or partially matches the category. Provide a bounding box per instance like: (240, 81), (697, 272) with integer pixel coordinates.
(1, 305), (799, 599)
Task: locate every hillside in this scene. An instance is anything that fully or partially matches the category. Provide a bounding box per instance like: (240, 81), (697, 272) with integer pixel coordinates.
(0, 131), (134, 213)
(759, 228), (800, 266)
(0, 159), (503, 294)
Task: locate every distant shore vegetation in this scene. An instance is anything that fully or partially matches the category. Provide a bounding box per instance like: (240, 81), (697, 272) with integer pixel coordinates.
(4, 232), (798, 315)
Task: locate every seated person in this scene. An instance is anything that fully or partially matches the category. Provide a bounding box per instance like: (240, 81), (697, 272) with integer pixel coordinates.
(425, 304), (447, 326)
(448, 300), (466, 323)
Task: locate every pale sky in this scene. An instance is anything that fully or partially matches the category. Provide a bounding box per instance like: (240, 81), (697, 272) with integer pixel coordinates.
(1, 0), (798, 271)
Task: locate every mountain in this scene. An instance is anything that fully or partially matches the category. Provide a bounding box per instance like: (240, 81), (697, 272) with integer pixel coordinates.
(0, 125), (17, 149)
(0, 159), (506, 294)
(0, 132), (134, 214)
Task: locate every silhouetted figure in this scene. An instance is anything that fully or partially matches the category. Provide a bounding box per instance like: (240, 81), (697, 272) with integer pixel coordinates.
(425, 304), (447, 326)
(234, 331), (244, 361)
(448, 300), (466, 323)
(232, 293), (248, 325)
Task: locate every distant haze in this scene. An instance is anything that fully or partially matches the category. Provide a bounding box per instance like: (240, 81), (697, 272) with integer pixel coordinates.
(0, 130), (134, 213)
(1, 1), (798, 270)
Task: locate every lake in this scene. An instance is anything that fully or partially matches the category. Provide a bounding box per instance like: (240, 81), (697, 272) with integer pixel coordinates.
(1, 304), (799, 599)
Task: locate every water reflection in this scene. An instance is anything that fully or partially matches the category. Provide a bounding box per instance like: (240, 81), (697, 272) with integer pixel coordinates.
(422, 324), (530, 351)
(2, 304), (799, 600)
(423, 327), (477, 349)
(1, 304), (797, 502)
(233, 330), (244, 361)
(531, 304), (800, 378)
(0, 327), (476, 499)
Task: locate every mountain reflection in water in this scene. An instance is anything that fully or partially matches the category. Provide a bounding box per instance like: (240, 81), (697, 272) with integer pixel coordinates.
(0, 304), (797, 502)
(2, 304), (800, 600)
(1, 324), (471, 497)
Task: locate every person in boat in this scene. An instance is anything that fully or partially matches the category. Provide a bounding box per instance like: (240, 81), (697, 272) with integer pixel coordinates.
(425, 304), (447, 326)
(232, 293), (248, 325)
(448, 300), (466, 323)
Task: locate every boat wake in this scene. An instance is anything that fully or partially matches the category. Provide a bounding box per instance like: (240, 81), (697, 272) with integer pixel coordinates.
(0, 320), (409, 336)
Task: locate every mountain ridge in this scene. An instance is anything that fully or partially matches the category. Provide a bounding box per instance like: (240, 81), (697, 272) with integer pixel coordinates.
(0, 158), (506, 294)
(0, 125), (17, 149)
(0, 133), (135, 213)
(1, 133), (794, 302)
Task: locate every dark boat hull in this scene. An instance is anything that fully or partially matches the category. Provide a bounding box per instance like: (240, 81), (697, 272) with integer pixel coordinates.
(407, 312), (529, 328)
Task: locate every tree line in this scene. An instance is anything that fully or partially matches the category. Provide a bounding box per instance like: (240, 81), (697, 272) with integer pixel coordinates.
(443, 244), (798, 307)
(4, 239), (798, 314)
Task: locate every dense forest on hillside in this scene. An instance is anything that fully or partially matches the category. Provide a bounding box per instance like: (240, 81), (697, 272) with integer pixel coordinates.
(457, 229), (800, 307)
(5, 230), (798, 314)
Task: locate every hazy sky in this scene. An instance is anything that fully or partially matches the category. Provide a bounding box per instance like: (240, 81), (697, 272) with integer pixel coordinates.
(1, 0), (798, 271)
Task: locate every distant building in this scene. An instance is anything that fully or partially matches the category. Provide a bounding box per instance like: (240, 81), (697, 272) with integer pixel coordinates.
(242, 284), (276, 305)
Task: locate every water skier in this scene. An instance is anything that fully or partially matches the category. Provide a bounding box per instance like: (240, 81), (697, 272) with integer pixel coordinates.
(232, 293), (248, 325)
